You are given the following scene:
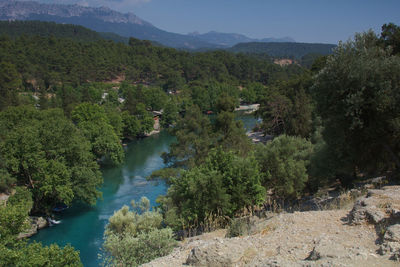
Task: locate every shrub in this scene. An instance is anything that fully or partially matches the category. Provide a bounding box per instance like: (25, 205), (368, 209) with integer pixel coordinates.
(226, 218), (252, 238)
(256, 135), (313, 199)
(101, 197), (176, 267)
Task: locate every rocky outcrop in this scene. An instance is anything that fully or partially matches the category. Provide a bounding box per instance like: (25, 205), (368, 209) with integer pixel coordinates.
(186, 238), (252, 266)
(348, 186), (400, 225)
(347, 186), (400, 261)
(143, 185), (400, 267)
(379, 224), (400, 261)
(18, 216), (48, 239)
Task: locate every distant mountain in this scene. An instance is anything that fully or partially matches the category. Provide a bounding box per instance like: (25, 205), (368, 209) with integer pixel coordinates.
(188, 31), (295, 47)
(259, 37), (295, 43)
(0, 20), (171, 47)
(0, 0), (299, 50)
(0, 0), (219, 49)
(229, 42), (336, 59)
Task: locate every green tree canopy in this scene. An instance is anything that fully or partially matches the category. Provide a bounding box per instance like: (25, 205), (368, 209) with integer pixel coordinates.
(160, 149), (265, 232)
(0, 61), (21, 110)
(313, 30), (400, 183)
(256, 135), (313, 199)
(163, 105), (213, 168)
(72, 103), (124, 165)
(0, 106), (102, 212)
(380, 22), (400, 55)
(0, 187), (82, 266)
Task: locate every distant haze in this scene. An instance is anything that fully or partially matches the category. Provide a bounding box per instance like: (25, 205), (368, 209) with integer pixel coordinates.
(13, 0), (400, 44)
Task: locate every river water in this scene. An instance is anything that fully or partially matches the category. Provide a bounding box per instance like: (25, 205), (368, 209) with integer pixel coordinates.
(31, 114), (257, 267)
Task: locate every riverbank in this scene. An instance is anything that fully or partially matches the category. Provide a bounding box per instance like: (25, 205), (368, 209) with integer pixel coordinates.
(1, 192), (49, 239)
(234, 104), (260, 114)
(29, 115), (259, 266)
(247, 131), (272, 144)
(30, 131), (175, 267)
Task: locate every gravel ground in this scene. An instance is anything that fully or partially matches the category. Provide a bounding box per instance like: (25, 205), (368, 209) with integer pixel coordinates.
(143, 186), (400, 267)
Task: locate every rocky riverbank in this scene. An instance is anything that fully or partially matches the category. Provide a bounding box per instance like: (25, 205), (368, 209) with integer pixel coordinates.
(18, 216), (48, 239)
(1, 192), (49, 239)
(143, 185), (400, 266)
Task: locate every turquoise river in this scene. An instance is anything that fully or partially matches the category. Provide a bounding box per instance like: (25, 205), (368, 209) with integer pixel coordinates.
(31, 114), (257, 266)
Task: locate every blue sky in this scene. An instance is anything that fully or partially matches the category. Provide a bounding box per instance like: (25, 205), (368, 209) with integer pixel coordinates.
(33, 0), (400, 44)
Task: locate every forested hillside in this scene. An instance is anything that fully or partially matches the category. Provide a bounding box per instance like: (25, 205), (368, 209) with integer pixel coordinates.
(0, 20), (130, 43)
(0, 20), (103, 41)
(0, 22), (302, 89)
(229, 42), (336, 59)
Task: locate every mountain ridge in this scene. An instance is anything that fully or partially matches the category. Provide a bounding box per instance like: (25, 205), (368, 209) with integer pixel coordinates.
(0, 0), (219, 49)
(0, 0), (298, 49)
(0, 0), (151, 26)
(188, 30), (295, 47)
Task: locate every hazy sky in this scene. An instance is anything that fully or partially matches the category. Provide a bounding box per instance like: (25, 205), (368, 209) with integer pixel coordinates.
(32, 0), (400, 44)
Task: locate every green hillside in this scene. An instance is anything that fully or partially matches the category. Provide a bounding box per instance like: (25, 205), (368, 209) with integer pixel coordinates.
(0, 20), (105, 41)
(229, 42), (336, 59)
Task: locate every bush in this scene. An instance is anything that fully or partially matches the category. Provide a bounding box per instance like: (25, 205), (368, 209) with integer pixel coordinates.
(256, 135), (313, 199)
(226, 217), (252, 238)
(160, 149), (265, 232)
(101, 197), (176, 267)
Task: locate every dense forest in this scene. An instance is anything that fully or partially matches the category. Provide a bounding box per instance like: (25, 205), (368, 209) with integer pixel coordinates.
(228, 41), (336, 59)
(0, 20), (399, 266)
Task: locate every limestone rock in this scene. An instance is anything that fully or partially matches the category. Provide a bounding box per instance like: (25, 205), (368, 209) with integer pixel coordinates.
(36, 216), (48, 230)
(385, 224), (400, 242)
(17, 216), (48, 239)
(185, 238), (248, 266)
(143, 185), (400, 267)
(349, 186), (400, 225)
(379, 224), (400, 261)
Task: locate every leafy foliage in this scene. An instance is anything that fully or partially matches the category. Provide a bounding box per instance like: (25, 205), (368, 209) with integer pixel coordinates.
(380, 23), (400, 55)
(0, 61), (21, 111)
(257, 74), (314, 138)
(160, 149), (265, 232)
(0, 106), (102, 212)
(163, 105), (213, 168)
(0, 242), (83, 267)
(72, 103), (124, 165)
(101, 197), (176, 267)
(256, 135), (313, 199)
(313, 30), (400, 183)
(0, 188), (83, 266)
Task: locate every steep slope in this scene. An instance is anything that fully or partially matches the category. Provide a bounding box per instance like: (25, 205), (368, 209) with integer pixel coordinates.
(0, 0), (218, 49)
